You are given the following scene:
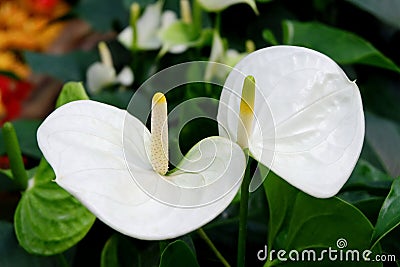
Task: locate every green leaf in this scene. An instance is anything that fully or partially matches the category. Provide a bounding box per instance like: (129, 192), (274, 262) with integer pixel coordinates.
(56, 82), (89, 108)
(0, 120), (42, 159)
(282, 20), (400, 73)
(262, 29), (279, 45)
(123, 0), (156, 9)
(345, 0), (400, 29)
(91, 90), (133, 109)
(372, 178), (400, 248)
(101, 234), (160, 267)
(14, 159), (96, 255)
(159, 240), (200, 267)
(25, 50), (98, 82)
(264, 173), (382, 266)
(73, 0), (128, 32)
(263, 170), (298, 248)
(0, 221), (59, 267)
(101, 234), (140, 267)
(365, 113), (400, 177)
(344, 159), (393, 191)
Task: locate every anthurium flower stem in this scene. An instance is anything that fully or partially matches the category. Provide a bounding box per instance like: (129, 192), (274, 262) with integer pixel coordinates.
(56, 253), (69, 267)
(237, 153), (252, 267)
(130, 3), (140, 51)
(193, 0), (203, 33)
(2, 122), (28, 190)
(197, 228), (231, 267)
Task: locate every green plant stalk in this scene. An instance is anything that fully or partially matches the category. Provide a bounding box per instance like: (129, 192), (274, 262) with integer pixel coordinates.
(237, 156), (252, 267)
(193, 0), (203, 34)
(57, 253), (69, 267)
(2, 122), (28, 190)
(129, 3), (140, 52)
(197, 228), (231, 267)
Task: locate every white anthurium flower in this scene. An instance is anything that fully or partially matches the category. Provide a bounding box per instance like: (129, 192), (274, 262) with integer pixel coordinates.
(197, 0), (258, 14)
(217, 45), (365, 198)
(86, 42), (134, 94)
(37, 93), (246, 240)
(118, 1), (189, 55)
(118, 1), (164, 50)
(159, 10), (189, 54)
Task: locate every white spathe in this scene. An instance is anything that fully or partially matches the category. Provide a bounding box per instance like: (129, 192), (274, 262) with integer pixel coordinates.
(37, 100), (245, 240)
(118, 1), (164, 50)
(86, 63), (134, 94)
(217, 45), (365, 198)
(197, 0), (258, 13)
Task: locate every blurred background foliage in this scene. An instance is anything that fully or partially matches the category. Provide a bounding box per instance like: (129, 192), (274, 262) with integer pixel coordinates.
(0, 0), (399, 266)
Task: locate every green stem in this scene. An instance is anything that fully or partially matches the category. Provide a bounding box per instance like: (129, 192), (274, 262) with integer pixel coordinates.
(2, 122), (28, 190)
(57, 253), (69, 267)
(193, 0), (203, 34)
(129, 3), (139, 52)
(237, 156), (252, 267)
(215, 12), (221, 33)
(197, 228), (231, 267)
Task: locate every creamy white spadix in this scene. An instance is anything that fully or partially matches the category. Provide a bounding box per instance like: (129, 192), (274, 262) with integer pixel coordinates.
(37, 94), (245, 240)
(217, 46), (365, 198)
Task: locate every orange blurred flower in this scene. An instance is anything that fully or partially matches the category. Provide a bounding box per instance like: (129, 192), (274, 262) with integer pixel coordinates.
(0, 0), (69, 79)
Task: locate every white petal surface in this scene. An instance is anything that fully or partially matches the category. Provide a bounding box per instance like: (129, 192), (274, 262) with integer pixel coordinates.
(117, 27), (133, 49)
(197, 0), (258, 13)
(136, 1), (163, 49)
(125, 135), (245, 207)
(116, 66), (134, 86)
(218, 46), (365, 198)
(117, 2), (163, 50)
(38, 100), (245, 240)
(86, 62), (116, 93)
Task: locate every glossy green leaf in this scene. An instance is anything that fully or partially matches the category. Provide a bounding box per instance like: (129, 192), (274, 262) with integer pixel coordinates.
(282, 20), (400, 73)
(159, 240), (200, 267)
(344, 159), (393, 191)
(0, 221), (59, 267)
(101, 234), (140, 267)
(0, 120), (42, 159)
(102, 234), (161, 267)
(264, 173), (382, 266)
(372, 178), (400, 248)
(25, 50), (97, 82)
(345, 0), (400, 29)
(263, 170), (298, 248)
(365, 113), (400, 177)
(56, 82), (89, 108)
(14, 159), (96, 255)
(91, 90), (134, 109)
